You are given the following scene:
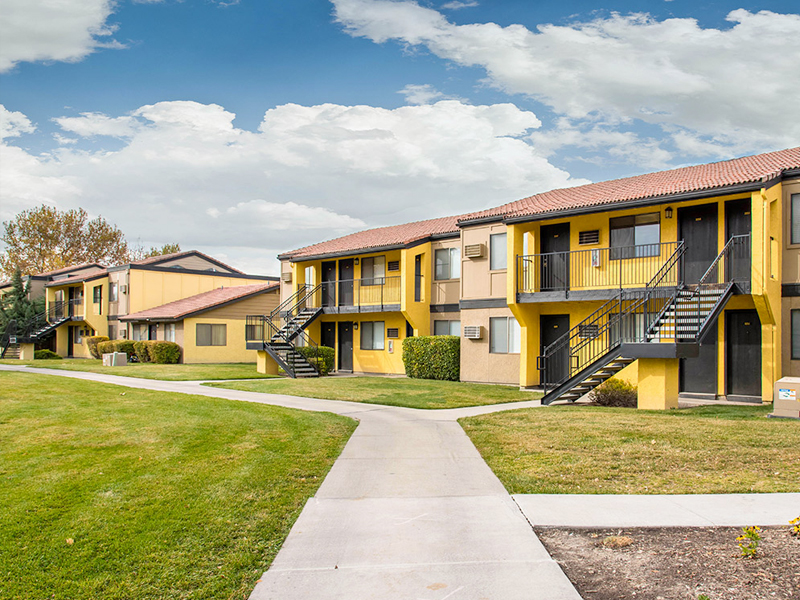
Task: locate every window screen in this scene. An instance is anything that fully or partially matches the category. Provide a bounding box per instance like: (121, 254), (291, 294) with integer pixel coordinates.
(610, 213), (660, 259)
(360, 321), (385, 350)
(434, 320), (460, 336)
(490, 317), (520, 353)
(361, 256), (386, 285)
(490, 233), (507, 270)
(434, 248), (461, 280)
(197, 324), (226, 346)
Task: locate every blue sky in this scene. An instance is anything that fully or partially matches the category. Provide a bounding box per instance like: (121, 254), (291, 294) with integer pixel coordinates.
(1, 0), (798, 273)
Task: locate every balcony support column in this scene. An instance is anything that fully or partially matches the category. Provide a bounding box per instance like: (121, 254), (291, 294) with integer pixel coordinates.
(19, 343), (35, 360)
(637, 358), (679, 410)
(256, 351), (280, 375)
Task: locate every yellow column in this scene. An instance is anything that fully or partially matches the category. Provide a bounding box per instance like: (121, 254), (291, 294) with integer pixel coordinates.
(19, 343), (36, 360)
(256, 351), (279, 375)
(637, 358), (679, 410)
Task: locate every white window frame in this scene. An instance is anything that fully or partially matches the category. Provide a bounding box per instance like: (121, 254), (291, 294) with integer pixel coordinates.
(434, 247), (461, 280)
(109, 282), (118, 303)
(489, 316), (520, 354)
(792, 194), (800, 245)
(165, 323), (176, 343)
(197, 323), (226, 347)
(489, 233), (507, 271)
(433, 320), (460, 336)
(360, 321), (385, 350)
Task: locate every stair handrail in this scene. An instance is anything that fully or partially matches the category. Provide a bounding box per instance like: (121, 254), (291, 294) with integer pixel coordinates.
(0, 319), (17, 358)
(266, 314), (321, 377)
(697, 234), (750, 287)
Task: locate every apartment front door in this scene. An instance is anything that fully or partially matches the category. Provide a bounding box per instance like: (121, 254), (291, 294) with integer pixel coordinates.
(679, 203), (718, 284)
(680, 322), (716, 395)
(725, 198), (751, 284)
(321, 261), (336, 307)
(540, 223), (570, 291)
(149, 324), (158, 341)
(726, 310), (761, 398)
(338, 259), (354, 306)
(540, 314), (570, 386)
(321, 322), (335, 352)
(338, 321), (353, 371)
(67, 326), (77, 357)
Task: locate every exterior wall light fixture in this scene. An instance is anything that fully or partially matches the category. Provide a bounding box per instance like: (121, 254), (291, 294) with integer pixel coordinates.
(665, 206), (673, 219)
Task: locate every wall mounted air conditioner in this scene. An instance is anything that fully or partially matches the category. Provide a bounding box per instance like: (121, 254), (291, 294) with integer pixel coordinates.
(387, 328), (399, 339)
(281, 272), (292, 283)
(463, 325), (482, 339)
(464, 244), (485, 258)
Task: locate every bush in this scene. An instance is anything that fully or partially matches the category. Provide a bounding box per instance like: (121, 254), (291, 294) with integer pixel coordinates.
(296, 345), (334, 376)
(97, 340), (137, 361)
(34, 349), (62, 360)
(84, 336), (109, 359)
(589, 377), (638, 408)
(150, 341), (182, 364)
(133, 340), (153, 363)
(402, 335), (460, 381)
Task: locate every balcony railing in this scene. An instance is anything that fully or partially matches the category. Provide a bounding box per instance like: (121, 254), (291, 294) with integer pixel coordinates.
(517, 241), (682, 296)
(298, 276), (403, 311)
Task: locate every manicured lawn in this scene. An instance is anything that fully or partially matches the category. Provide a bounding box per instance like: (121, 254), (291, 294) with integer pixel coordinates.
(206, 376), (540, 409)
(0, 372), (356, 600)
(0, 359), (275, 381)
(460, 404), (800, 494)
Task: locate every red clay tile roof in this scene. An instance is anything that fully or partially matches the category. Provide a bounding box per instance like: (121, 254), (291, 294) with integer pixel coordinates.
(130, 250), (244, 274)
(44, 268), (108, 287)
(280, 215), (462, 261)
(460, 147), (800, 223)
(120, 282), (278, 321)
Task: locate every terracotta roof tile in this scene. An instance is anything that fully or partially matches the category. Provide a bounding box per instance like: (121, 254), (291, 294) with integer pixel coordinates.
(120, 282), (278, 321)
(460, 147), (800, 223)
(281, 215), (461, 261)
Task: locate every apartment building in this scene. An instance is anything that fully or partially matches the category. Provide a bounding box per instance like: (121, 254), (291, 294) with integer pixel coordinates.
(258, 147), (800, 408)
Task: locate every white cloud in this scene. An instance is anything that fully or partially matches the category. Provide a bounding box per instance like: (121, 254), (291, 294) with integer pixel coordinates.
(0, 0), (123, 72)
(0, 100), (582, 274)
(398, 84), (444, 105)
(333, 1), (800, 159)
(0, 105), (36, 140)
(441, 1), (478, 9)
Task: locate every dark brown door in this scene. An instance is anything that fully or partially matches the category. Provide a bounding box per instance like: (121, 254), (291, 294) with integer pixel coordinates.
(679, 203), (718, 284)
(725, 198), (751, 285)
(727, 310), (761, 398)
(338, 260), (354, 306)
(67, 326), (76, 357)
(540, 314), (570, 385)
(540, 223), (570, 291)
(414, 254), (422, 302)
(338, 322), (353, 371)
(149, 324), (158, 340)
(680, 322), (716, 394)
(321, 261), (336, 307)
(321, 322), (335, 351)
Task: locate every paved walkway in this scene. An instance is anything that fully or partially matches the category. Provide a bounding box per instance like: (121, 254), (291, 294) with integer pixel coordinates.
(3, 364), (799, 600)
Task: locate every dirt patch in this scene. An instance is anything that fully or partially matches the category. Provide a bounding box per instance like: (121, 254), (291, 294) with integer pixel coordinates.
(537, 526), (800, 600)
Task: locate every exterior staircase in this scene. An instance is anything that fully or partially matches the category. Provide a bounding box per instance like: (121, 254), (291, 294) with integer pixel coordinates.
(538, 234), (750, 405)
(246, 284), (324, 378)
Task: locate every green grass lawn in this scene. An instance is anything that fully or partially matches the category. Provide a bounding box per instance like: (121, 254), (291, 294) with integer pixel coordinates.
(460, 404), (800, 494)
(0, 359), (275, 381)
(0, 372), (356, 600)
(206, 376), (540, 409)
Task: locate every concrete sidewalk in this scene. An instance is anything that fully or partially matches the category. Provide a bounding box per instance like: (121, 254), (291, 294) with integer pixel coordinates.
(4, 364), (798, 599)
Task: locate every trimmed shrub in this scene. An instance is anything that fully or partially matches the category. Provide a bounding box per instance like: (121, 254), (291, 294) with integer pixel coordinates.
(84, 336), (109, 359)
(132, 340), (159, 363)
(34, 349), (62, 360)
(402, 335), (460, 381)
(97, 340), (137, 361)
(589, 377), (638, 408)
(150, 341), (182, 364)
(296, 345), (335, 376)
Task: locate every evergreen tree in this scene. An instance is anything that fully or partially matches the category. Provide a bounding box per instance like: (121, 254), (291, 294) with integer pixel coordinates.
(0, 269), (44, 335)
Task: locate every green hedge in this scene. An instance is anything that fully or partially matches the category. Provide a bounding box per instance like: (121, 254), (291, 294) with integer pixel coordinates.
(402, 335), (460, 381)
(132, 340), (182, 364)
(96, 340), (137, 361)
(589, 377), (638, 408)
(295, 345), (335, 376)
(84, 336), (109, 359)
(34, 349), (62, 360)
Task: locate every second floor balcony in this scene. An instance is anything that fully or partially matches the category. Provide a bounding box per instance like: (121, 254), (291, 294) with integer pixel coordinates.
(301, 276), (403, 313)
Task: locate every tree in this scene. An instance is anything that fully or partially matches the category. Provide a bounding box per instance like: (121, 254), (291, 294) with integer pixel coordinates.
(0, 268), (45, 334)
(0, 206), (131, 277)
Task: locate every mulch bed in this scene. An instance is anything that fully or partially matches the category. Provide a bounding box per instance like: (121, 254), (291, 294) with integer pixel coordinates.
(537, 526), (800, 599)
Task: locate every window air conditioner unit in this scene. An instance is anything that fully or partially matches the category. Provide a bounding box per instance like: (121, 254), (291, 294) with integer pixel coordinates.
(464, 244), (484, 258)
(386, 328), (399, 339)
(281, 272), (292, 283)
(120, 285), (128, 293)
(463, 325), (482, 339)
(387, 261), (400, 272)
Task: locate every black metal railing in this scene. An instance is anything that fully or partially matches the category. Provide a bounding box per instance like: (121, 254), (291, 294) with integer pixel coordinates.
(538, 241), (686, 394)
(245, 314), (322, 378)
(304, 276), (402, 310)
(517, 241), (682, 296)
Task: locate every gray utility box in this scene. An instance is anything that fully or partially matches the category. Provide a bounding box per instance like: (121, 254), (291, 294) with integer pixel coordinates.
(771, 377), (800, 419)
(102, 352), (128, 367)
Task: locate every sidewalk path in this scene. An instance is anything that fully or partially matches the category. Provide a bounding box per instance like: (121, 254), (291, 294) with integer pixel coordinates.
(4, 364), (799, 599)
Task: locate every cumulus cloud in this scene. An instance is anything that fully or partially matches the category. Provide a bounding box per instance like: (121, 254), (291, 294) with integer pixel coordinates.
(398, 84), (444, 105)
(0, 100), (581, 274)
(441, 1), (478, 9)
(333, 1), (800, 160)
(0, 0), (123, 72)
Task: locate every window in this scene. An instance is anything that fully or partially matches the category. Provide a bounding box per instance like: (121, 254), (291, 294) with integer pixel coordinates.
(489, 316), (520, 353)
(93, 285), (102, 303)
(434, 248), (461, 280)
(361, 256), (385, 285)
(489, 233), (507, 270)
(132, 324), (148, 341)
(196, 323), (226, 346)
(304, 266), (314, 286)
(793, 194), (800, 245)
(793, 310), (800, 359)
(610, 213), (660, 259)
(434, 320), (460, 336)
(165, 323), (176, 343)
(360, 321), (385, 350)
(109, 282), (118, 302)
